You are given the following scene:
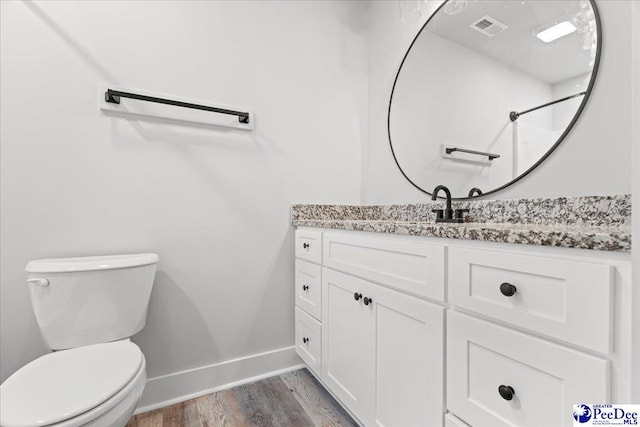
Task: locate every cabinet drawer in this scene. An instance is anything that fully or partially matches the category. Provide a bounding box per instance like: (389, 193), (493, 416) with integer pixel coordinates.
(295, 230), (322, 264)
(447, 311), (609, 427)
(448, 247), (612, 354)
(322, 232), (445, 301)
(295, 260), (321, 320)
(295, 307), (321, 376)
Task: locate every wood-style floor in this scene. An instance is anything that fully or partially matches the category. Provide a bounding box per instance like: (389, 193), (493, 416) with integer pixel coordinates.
(126, 369), (358, 427)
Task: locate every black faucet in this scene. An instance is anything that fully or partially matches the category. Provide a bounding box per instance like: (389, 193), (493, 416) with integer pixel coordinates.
(431, 185), (469, 223)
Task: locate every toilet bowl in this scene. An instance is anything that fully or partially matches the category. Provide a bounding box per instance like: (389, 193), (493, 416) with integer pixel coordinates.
(0, 341), (146, 427)
(0, 340), (146, 427)
(0, 253), (158, 427)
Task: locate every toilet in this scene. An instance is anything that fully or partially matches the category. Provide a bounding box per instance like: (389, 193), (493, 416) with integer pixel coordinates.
(0, 253), (159, 427)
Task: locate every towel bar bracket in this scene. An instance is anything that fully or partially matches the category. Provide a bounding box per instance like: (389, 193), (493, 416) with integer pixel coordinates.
(105, 91), (121, 104)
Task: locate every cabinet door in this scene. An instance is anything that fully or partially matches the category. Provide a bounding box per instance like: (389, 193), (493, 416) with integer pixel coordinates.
(322, 268), (375, 422)
(323, 267), (445, 426)
(371, 283), (444, 427)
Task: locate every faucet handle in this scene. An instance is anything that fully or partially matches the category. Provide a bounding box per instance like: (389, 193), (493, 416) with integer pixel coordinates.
(455, 208), (470, 222)
(468, 187), (483, 198)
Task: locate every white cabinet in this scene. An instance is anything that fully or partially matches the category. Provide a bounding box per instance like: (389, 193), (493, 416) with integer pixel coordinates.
(295, 307), (322, 376)
(295, 260), (322, 320)
(445, 414), (471, 427)
(293, 228), (631, 427)
(323, 231), (445, 301)
(372, 276), (444, 427)
(294, 229), (323, 377)
(448, 246), (613, 354)
(322, 268), (376, 421)
(322, 268), (444, 427)
(447, 311), (609, 427)
(295, 229), (323, 264)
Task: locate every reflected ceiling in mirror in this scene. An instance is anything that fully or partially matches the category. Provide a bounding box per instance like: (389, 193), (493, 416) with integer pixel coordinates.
(388, 0), (601, 199)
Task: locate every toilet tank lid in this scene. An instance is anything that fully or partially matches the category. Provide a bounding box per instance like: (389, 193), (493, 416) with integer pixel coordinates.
(25, 253), (159, 273)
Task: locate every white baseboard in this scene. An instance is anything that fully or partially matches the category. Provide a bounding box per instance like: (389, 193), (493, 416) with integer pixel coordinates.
(135, 345), (303, 414)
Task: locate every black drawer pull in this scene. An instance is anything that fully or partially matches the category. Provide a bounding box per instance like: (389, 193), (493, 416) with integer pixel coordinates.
(303, 337), (309, 344)
(354, 293), (362, 301)
(363, 297), (373, 306)
(500, 282), (517, 297)
(302, 242), (310, 249)
(498, 385), (515, 401)
(302, 285), (309, 291)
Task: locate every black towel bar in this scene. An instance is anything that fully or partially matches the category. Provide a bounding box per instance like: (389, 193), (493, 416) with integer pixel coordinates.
(104, 89), (250, 124)
(445, 147), (500, 161)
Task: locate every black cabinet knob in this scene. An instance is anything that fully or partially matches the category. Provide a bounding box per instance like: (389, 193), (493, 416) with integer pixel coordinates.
(302, 242), (310, 249)
(302, 285), (309, 291)
(498, 385), (515, 401)
(363, 297), (373, 306)
(500, 282), (517, 297)
(354, 292), (362, 301)
(303, 337), (309, 344)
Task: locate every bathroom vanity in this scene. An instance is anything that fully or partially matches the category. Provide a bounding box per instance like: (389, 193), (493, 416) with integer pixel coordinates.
(291, 195), (632, 427)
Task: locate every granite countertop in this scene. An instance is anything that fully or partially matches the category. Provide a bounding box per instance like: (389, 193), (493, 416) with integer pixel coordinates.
(291, 194), (632, 252)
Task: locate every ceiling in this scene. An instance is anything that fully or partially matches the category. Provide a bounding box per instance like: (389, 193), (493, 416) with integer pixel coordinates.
(426, 0), (597, 84)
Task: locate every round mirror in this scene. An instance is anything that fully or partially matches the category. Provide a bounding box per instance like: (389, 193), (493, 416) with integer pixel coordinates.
(388, 0), (601, 199)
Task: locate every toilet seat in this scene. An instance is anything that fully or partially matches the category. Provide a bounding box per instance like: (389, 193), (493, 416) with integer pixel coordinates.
(0, 341), (144, 427)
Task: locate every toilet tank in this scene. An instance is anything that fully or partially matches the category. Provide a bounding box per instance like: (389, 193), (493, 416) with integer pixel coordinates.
(25, 253), (159, 350)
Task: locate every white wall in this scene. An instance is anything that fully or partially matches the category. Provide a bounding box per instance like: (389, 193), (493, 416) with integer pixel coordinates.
(630, 0), (640, 403)
(0, 0), (367, 396)
(389, 29), (552, 197)
(366, 0), (633, 202)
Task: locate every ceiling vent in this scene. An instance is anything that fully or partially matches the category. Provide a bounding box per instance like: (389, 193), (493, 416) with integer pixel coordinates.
(469, 15), (509, 37)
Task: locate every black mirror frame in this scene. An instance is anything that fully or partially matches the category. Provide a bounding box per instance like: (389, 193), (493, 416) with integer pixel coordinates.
(387, 0), (602, 200)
